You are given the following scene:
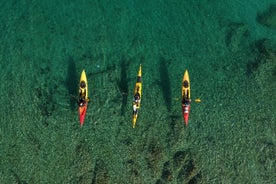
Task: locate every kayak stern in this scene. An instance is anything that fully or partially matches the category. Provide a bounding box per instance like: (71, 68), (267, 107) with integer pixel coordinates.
(79, 104), (87, 127)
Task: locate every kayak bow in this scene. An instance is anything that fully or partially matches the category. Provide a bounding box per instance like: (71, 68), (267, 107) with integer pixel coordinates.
(182, 70), (191, 126)
(78, 70), (89, 127)
(132, 64), (142, 128)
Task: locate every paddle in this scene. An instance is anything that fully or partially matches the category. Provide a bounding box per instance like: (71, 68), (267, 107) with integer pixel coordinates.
(173, 98), (202, 103)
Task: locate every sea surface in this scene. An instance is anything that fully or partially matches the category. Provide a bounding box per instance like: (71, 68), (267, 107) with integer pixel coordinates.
(0, 0), (275, 183)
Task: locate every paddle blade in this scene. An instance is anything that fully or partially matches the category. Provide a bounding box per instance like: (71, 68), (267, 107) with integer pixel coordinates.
(195, 98), (201, 103)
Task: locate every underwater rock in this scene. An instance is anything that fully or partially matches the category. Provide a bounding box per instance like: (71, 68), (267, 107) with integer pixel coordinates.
(177, 159), (196, 180)
(122, 136), (132, 146)
(247, 38), (276, 89)
(146, 139), (164, 170)
(256, 4), (276, 30)
(126, 159), (139, 177)
(258, 139), (276, 181)
(188, 172), (203, 184)
(92, 159), (110, 184)
(225, 22), (249, 52)
(247, 38), (276, 76)
(75, 172), (94, 184)
(27, 132), (41, 153)
(174, 150), (202, 184)
(11, 171), (28, 184)
(39, 62), (50, 75)
(173, 150), (191, 169)
(153, 149), (204, 183)
(161, 161), (173, 182)
(75, 143), (90, 162)
(253, 38), (276, 57)
(246, 40), (267, 75)
(155, 179), (165, 184)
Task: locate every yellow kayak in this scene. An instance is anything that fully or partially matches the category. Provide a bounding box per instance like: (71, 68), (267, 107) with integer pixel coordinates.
(132, 64), (142, 128)
(78, 70), (89, 127)
(181, 70), (191, 126)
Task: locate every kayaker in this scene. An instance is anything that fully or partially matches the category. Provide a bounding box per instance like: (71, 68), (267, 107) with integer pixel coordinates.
(133, 104), (138, 114)
(133, 92), (140, 114)
(182, 98), (191, 105)
(78, 97), (86, 107)
(133, 92), (141, 103)
(182, 80), (190, 105)
(78, 81), (87, 107)
(80, 81), (86, 91)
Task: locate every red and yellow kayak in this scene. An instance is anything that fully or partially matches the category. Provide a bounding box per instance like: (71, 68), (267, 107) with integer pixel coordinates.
(182, 70), (191, 126)
(78, 70), (89, 127)
(132, 64), (142, 128)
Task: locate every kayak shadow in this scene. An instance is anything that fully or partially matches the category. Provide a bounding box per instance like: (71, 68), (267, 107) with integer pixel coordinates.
(117, 56), (129, 115)
(159, 57), (172, 112)
(65, 57), (78, 111)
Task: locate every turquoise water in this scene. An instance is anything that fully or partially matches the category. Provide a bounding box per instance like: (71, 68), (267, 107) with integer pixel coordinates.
(0, 1), (275, 183)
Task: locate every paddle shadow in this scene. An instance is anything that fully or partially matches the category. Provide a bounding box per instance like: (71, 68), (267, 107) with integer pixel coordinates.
(159, 57), (172, 112)
(117, 56), (129, 115)
(65, 57), (78, 111)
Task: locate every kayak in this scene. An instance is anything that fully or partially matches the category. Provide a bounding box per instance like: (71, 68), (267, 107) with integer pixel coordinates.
(78, 70), (89, 127)
(181, 70), (191, 126)
(132, 64), (142, 128)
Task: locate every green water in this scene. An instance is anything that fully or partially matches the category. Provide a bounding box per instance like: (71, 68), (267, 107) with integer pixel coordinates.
(0, 1), (275, 183)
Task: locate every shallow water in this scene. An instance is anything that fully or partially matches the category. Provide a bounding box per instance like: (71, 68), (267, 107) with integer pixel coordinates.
(0, 1), (275, 183)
